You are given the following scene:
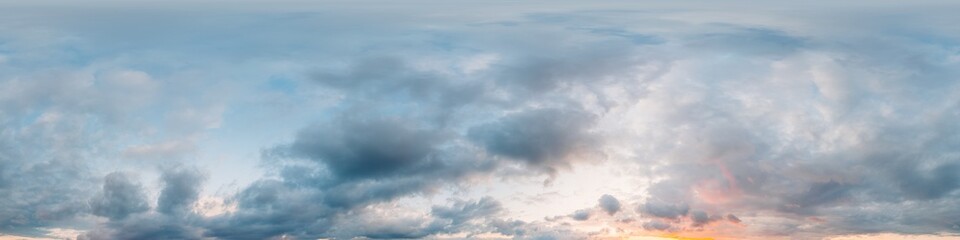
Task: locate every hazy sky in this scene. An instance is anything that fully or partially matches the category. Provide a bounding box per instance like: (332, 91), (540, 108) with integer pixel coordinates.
(2, 1), (960, 239)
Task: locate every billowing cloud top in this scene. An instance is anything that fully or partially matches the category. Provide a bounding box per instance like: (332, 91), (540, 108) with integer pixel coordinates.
(2, 1), (960, 240)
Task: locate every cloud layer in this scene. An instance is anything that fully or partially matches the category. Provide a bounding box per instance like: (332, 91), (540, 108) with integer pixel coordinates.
(1, 1), (960, 239)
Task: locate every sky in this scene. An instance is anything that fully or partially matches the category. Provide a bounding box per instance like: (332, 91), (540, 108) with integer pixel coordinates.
(1, 1), (960, 239)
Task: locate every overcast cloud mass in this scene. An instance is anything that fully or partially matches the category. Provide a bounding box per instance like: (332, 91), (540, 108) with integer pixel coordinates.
(1, 1), (960, 239)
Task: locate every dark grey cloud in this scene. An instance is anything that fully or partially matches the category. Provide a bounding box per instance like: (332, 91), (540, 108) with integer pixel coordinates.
(468, 108), (599, 172)
(285, 117), (444, 180)
(639, 201), (689, 220)
(207, 192), (511, 240)
(267, 112), (503, 209)
(570, 209), (591, 221)
(886, 159), (960, 200)
(598, 194), (621, 216)
(726, 214), (741, 224)
(203, 180), (332, 240)
(689, 210), (723, 227)
(80, 214), (204, 240)
(0, 157), (89, 230)
(80, 167), (208, 240)
(203, 112), (502, 239)
(157, 167), (207, 215)
(89, 172), (150, 221)
(202, 95), (608, 239)
(790, 180), (851, 212)
(204, 11), (661, 237)
(642, 220), (672, 231)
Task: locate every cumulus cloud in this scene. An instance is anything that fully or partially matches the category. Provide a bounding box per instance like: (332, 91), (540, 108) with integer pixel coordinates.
(89, 172), (150, 221)
(285, 117), (445, 180)
(80, 167), (208, 240)
(639, 201), (689, 220)
(203, 112), (499, 239)
(689, 210), (722, 228)
(643, 220), (673, 231)
(598, 194), (621, 216)
(202, 180), (329, 239)
(156, 167), (207, 215)
(468, 108), (599, 172)
(570, 209), (591, 221)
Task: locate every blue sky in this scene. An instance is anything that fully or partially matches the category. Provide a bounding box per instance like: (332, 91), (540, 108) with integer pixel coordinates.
(1, 1), (960, 239)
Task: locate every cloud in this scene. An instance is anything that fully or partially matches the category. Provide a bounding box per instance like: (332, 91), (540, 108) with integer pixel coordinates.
(331, 197), (506, 238)
(3, 2), (960, 239)
(156, 167), (207, 215)
(570, 209), (591, 221)
(640, 201), (689, 220)
(0, 53), (224, 237)
(0, 74), (105, 230)
(202, 180), (329, 240)
(689, 210), (723, 227)
(284, 117), (445, 180)
(311, 56), (465, 105)
(431, 197), (504, 227)
(468, 108), (599, 173)
(885, 159), (960, 200)
(203, 111), (501, 239)
(790, 180), (851, 211)
(598, 194), (621, 216)
(726, 214), (741, 224)
(89, 172), (150, 221)
(80, 168), (208, 240)
(488, 218), (588, 240)
(643, 220), (673, 231)
(618, 18), (960, 236)
(79, 214), (204, 240)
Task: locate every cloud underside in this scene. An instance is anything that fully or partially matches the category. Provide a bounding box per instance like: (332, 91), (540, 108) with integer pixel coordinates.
(1, 3), (960, 239)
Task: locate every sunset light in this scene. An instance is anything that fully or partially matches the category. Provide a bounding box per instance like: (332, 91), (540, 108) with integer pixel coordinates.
(1, 0), (959, 239)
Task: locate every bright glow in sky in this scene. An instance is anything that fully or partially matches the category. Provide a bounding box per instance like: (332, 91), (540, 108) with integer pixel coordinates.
(2, 0), (960, 239)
